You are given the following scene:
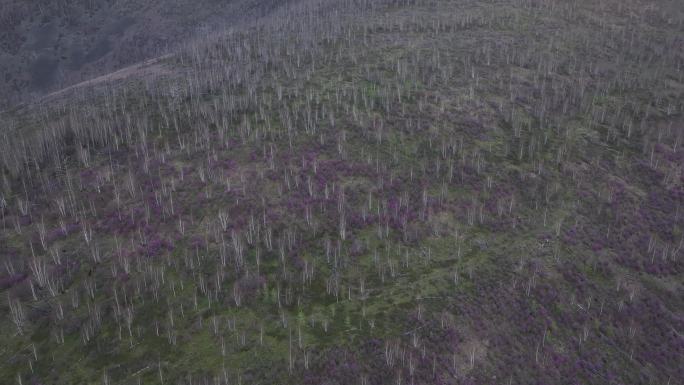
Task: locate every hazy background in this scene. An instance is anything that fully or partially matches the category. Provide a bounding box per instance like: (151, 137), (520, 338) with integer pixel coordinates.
(0, 0), (288, 108)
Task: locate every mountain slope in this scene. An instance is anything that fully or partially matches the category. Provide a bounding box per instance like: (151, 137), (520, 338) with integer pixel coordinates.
(0, 0), (291, 108)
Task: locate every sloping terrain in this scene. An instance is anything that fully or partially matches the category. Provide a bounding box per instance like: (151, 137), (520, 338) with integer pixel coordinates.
(1, 0), (683, 384)
(0, 0), (290, 108)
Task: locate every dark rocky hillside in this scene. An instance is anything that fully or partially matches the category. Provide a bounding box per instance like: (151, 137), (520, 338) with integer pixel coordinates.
(0, 0), (289, 108)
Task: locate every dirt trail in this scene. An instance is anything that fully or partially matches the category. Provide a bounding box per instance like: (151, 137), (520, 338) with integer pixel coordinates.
(41, 54), (173, 102)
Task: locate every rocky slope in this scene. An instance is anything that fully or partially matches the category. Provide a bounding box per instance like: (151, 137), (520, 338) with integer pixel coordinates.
(0, 0), (289, 108)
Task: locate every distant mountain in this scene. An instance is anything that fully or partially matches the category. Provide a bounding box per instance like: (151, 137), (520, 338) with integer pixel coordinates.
(0, 0), (288, 108)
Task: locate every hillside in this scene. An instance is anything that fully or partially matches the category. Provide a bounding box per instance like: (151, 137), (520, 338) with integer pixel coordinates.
(0, 0), (683, 384)
(0, 0), (289, 108)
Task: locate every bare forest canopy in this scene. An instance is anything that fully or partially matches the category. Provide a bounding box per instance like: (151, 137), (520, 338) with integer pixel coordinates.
(0, 0), (683, 384)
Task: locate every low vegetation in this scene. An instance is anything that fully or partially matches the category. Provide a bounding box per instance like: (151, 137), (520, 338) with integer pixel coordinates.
(0, 0), (682, 384)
